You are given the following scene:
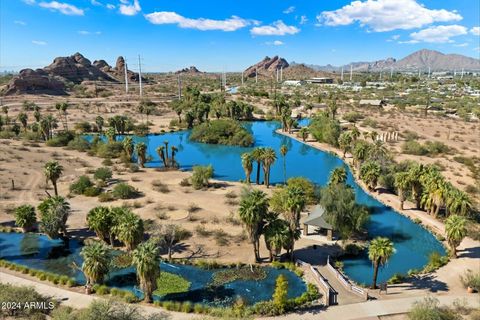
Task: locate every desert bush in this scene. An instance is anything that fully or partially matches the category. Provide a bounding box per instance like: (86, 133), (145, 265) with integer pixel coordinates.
(70, 175), (94, 195)
(112, 183), (139, 199)
(94, 167), (112, 182)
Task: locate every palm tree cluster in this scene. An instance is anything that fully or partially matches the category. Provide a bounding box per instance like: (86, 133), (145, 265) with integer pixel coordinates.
(170, 86), (255, 129)
(155, 140), (179, 169)
(393, 163), (473, 218)
(329, 125), (473, 219)
(241, 147), (277, 187)
(37, 196), (70, 239)
(86, 206), (144, 250)
(239, 183), (307, 262)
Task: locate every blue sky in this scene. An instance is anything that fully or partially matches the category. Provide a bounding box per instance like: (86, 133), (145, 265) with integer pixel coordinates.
(1, 0), (479, 72)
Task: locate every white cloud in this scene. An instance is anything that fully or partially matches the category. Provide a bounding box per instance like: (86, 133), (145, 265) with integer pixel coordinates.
(145, 12), (251, 31)
(106, 3), (115, 9)
(32, 40), (47, 45)
(250, 20), (300, 36)
(391, 34), (400, 40)
(409, 25), (467, 43)
(266, 40), (285, 46)
(78, 30), (101, 35)
(454, 42), (468, 47)
(471, 27), (480, 36)
(318, 0), (462, 32)
(283, 6), (295, 14)
(38, 1), (84, 15)
(14, 20), (27, 26)
(299, 15), (308, 25)
(91, 0), (101, 6)
(23, 0), (36, 5)
(119, 0), (141, 16)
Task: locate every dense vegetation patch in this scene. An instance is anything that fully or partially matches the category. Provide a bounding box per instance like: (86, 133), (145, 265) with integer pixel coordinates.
(153, 272), (191, 297)
(401, 140), (451, 156)
(190, 119), (253, 147)
(210, 267), (267, 286)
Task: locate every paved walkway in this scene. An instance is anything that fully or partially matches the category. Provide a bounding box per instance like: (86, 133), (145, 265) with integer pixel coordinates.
(316, 264), (365, 305)
(266, 294), (480, 320)
(0, 271), (198, 320)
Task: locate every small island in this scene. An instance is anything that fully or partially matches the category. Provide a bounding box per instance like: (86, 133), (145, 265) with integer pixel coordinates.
(189, 119), (254, 147)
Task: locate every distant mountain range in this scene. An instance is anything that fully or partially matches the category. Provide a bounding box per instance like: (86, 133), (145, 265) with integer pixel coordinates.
(292, 49), (480, 72)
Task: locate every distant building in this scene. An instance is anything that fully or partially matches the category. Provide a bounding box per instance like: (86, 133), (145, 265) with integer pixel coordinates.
(283, 80), (305, 86)
(307, 77), (334, 84)
(359, 99), (386, 107)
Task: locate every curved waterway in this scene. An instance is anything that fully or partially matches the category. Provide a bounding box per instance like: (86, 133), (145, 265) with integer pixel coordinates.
(121, 121), (446, 285)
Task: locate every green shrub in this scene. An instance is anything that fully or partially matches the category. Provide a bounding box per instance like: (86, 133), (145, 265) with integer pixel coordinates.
(193, 303), (205, 314)
(123, 291), (138, 303)
(408, 296), (459, 320)
(181, 301), (193, 313)
(460, 270), (480, 291)
(67, 136), (91, 151)
(423, 252), (448, 273)
(14, 204), (36, 231)
(70, 175), (94, 194)
(95, 285), (110, 295)
(46, 131), (75, 147)
(342, 111), (364, 123)
(112, 183), (139, 199)
(98, 192), (115, 202)
(94, 167), (113, 181)
(191, 165), (213, 189)
(83, 186), (102, 197)
(95, 141), (124, 158)
(0, 283), (56, 318)
(388, 273), (406, 284)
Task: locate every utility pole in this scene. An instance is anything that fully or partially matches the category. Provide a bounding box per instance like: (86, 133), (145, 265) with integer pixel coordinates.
(138, 55), (143, 98)
(453, 69), (456, 78)
(349, 65), (353, 82)
(255, 67), (258, 84)
(280, 66), (283, 82)
(461, 68), (464, 79)
(276, 68), (279, 82)
(390, 67), (393, 79)
(124, 59), (129, 94)
(341, 67), (344, 81)
(241, 71), (244, 86)
(177, 74), (182, 99)
(428, 66), (431, 79)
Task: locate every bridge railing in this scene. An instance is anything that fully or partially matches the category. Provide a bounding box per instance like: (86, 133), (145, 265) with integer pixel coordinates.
(326, 256), (368, 301)
(296, 259), (337, 306)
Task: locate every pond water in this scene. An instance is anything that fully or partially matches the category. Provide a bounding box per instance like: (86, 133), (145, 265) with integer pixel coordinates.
(108, 120), (445, 285)
(0, 232), (306, 305)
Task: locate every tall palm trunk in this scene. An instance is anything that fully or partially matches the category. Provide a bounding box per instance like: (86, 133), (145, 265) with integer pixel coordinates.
(53, 181), (58, 196)
(371, 259), (380, 289)
(256, 161), (261, 184)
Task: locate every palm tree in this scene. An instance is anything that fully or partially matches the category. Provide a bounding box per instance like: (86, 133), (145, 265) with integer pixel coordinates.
(282, 186), (306, 260)
(163, 141), (169, 164)
(18, 112), (28, 132)
(37, 196), (70, 239)
(14, 204), (36, 232)
(338, 131), (353, 158)
(360, 161), (381, 191)
(241, 152), (253, 183)
(132, 240), (160, 303)
(298, 127), (309, 142)
(280, 145), (288, 184)
(33, 109), (41, 122)
(394, 172), (410, 210)
(170, 146), (178, 168)
(135, 142), (147, 168)
(445, 214), (467, 258)
(113, 210), (144, 250)
(329, 167), (347, 186)
(352, 140), (371, 170)
(156, 145), (167, 168)
(446, 189), (472, 217)
(238, 189), (269, 262)
(264, 213), (290, 262)
(80, 242), (111, 286)
(251, 147), (264, 185)
(123, 136), (134, 161)
(351, 126), (360, 142)
(44, 161), (63, 196)
(262, 147), (277, 188)
(369, 131), (378, 142)
(368, 237), (395, 289)
(105, 127), (116, 143)
(407, 164), (424, 209)
(87, 206), (117, 245)
(95, 116), (104, 132)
